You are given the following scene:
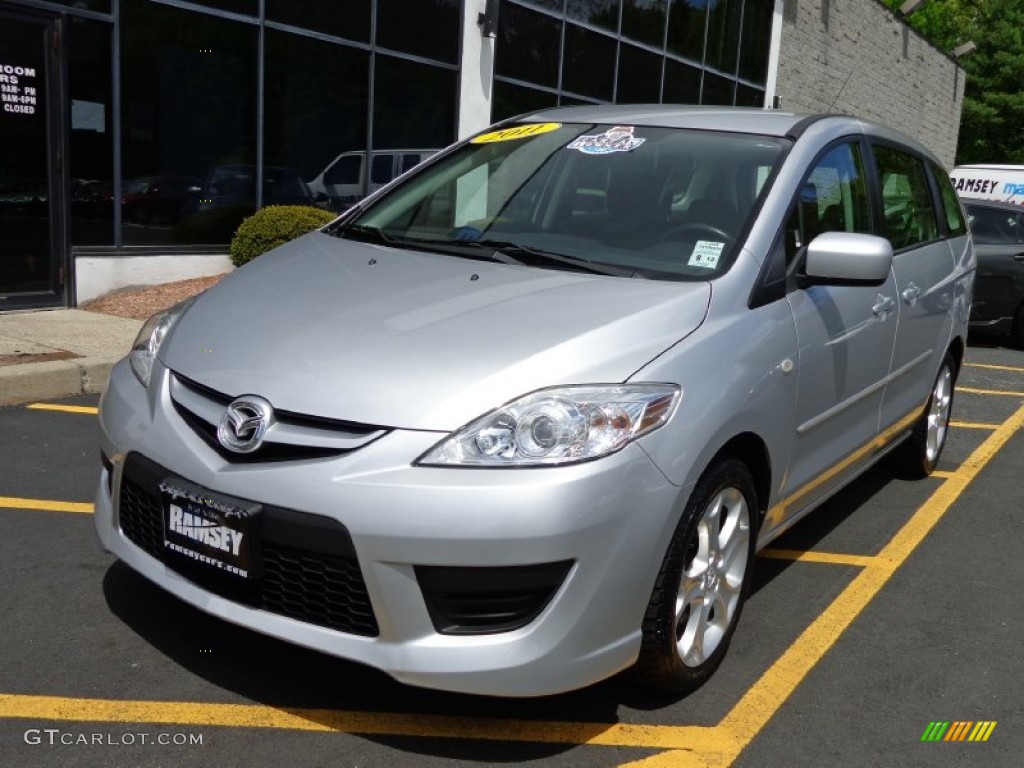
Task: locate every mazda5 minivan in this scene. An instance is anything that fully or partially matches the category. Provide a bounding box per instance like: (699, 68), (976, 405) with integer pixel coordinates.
(96, 107), (974, 696)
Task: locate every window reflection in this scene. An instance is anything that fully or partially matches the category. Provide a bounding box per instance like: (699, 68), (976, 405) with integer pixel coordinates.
(496, 3), (562, 88)
(69, 17), (113, 246)
(492, 80), (558, 122)
(265, 0), (370, 42)
(120, 0), (257, 245)
(618, 45), (663, 103)
(377, 0), (460, 63)
(705, 0), (741, 75)
(667, 0), (707, 62)
(566, 0), (621, 32)
(562, 24), (616, 100)
(622, 0), (668, 48)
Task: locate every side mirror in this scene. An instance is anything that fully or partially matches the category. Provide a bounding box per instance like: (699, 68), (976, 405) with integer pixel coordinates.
(803, 232), (893, 286)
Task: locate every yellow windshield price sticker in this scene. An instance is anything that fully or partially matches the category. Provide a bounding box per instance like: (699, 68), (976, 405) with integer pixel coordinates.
(471, 122), (562, 144)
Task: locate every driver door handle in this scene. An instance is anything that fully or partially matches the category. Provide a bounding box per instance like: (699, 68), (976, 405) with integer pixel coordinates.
(901, 282), (921, 306)
(872, 294), (895, 318)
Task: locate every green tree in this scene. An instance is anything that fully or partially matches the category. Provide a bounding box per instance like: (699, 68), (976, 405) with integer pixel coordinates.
(883, 0), (1024, 163)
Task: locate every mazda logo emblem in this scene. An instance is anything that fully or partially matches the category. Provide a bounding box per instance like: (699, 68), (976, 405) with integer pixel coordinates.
(217, 396), (273, 454)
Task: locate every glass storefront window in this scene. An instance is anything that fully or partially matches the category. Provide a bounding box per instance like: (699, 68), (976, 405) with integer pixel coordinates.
(667, 0), (706, 63)
(492, 79), (558, 122)
(496, 2), (561, 89)
(738, 0), (771, 85)
(373, 55), (456, 151)
(68, 17), (113, 246)
(621, 0), (667, 48)
(705, 0), (741, 75)
(376, 0), (460, 64)
(617, 44), (662, 103)
(264, 30), (369, 212)
(188, 1), (258, 16)
(735, 83), (764, 107)
(49, 0), (112, 12)
(663, 57), (701, 103)
(120, 0), (257, 245)
(265, 0), (370, 43)
(701, 71), (734, 104)
(565, 0), (621, 33)
(562, 23), (616, 100)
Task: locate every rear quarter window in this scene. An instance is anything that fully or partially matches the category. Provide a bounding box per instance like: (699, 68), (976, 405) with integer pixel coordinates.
(873, 145), (939, 249)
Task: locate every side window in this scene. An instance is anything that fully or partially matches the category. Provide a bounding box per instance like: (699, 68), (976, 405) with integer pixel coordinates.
(324, 155), (361, 186)
(784, 141), (871, 265)
(966, 206), (1023, 245)
(401, 153), (423, 173)
(371, 154), (396, 185)
(930, 162), (967, 237)
(873, 146), (939, 250)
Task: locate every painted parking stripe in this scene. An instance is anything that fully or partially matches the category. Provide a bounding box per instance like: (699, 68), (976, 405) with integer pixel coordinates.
(956, 386), (1024, 397)
(0, 496), (93, 514)
(26, 403), (99, 415)
(949, 420), (999, 430)
(621, 402), (1024, 767)
(964, 362), (1024, 374)
(0, 692), (723, 752)
(759, 549), (882, 568)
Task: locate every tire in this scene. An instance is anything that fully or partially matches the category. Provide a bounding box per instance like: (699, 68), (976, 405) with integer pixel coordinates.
(892, 354), (956, 479)
(635, 458), (757, 693)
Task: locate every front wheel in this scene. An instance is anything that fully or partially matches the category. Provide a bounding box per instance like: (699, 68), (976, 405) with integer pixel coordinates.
(892, 354), (956, 479)
(635, 458), (757, 693)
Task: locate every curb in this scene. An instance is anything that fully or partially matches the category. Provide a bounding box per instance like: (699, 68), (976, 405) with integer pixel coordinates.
(0, 357), (116, 406)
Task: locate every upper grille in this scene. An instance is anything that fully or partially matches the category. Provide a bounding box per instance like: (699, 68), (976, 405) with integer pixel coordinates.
(168, 373), (390, 463)
(117, 452), (379, 637)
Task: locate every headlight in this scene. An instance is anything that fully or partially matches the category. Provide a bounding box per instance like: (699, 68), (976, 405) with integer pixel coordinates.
(417, 385), (680, 467)
(129, 297), (196, 387)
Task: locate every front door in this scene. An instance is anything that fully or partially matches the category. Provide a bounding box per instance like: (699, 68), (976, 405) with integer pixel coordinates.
(0, 10), (65, 310)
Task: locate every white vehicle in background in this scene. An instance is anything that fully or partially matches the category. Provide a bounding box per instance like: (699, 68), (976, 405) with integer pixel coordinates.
(307, 149), (439, 211)
(950, 164), (1024, 204)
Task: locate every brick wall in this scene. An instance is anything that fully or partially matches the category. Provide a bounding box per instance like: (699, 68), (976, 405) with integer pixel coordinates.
(775, 0), (965, 167)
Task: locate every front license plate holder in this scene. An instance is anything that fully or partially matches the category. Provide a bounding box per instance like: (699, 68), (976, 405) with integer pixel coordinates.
(160, 477), (262, 579)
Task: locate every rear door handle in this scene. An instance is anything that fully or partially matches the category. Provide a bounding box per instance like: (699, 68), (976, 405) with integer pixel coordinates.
(873, 294), (895, 317)
(1013, 252), (1024, 261)
(901, 282), (920, 306)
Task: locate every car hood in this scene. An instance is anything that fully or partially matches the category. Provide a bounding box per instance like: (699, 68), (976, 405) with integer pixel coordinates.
(161, 232), (710, 431)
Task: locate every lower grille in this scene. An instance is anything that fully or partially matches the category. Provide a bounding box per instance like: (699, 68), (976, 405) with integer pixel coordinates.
(117, 453), (379, 637)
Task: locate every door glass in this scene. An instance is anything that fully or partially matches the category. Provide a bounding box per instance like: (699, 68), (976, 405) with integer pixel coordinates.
(0, 13), (58, 306)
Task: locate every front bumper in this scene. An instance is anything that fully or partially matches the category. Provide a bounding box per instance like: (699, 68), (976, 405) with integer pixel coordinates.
(95, 359), (689, 696)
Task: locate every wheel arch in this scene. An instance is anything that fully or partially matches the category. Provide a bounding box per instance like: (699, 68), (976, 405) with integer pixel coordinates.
(710, 432), (772, 524)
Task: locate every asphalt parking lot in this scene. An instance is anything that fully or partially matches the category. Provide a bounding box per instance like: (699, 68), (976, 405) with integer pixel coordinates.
(1, 343), (1022, 767)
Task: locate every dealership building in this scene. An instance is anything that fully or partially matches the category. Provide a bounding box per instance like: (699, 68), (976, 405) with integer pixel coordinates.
(0, 0), (964, 310)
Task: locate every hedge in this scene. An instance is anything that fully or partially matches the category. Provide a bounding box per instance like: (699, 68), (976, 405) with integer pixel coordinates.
(229, 205), (335, 267)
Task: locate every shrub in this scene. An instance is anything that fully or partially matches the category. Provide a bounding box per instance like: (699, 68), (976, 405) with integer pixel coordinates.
(229, 205), (335, 267)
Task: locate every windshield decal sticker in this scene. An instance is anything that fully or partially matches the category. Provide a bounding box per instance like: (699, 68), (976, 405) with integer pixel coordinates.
(471, 123), (562, 144)
(566, 126), (646, 155)
(688, 241), (725, 269)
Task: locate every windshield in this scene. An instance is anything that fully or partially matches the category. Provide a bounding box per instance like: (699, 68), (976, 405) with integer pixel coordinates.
(341, 123), (788, 280)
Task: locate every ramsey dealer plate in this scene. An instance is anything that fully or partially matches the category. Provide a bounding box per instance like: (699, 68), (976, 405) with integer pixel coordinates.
(159, 478), (262, 579)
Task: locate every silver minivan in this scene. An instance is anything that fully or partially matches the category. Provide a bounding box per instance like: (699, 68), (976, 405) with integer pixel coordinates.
(96, 107), (974, 696)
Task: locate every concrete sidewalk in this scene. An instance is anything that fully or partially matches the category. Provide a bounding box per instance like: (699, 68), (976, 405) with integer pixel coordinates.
(0, 309), (143, 405)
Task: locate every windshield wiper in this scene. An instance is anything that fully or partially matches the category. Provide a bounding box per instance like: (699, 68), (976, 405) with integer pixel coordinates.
(336, 224), (398, 246)
(468, 240), (643, 278)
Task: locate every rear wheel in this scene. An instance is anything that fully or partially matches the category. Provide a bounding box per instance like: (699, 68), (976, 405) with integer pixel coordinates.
(635, 458), (757, 693)
(893, 354), (956, 479)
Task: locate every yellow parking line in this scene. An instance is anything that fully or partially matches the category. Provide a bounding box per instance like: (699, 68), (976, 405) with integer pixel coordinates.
(949, 421), (999, 430)
(930, 470), (955, 479)
(0, 497), (93, 514)
(957, 386), (1024, 397)
(759, 549), (881, 568)
(965, 362), (1024, 374)
(26, 403), (99, 415)
(0, 692), (724, 752)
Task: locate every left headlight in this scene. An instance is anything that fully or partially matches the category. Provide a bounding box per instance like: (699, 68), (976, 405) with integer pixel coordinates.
(129, 296), (197, 387)
(416, 384), (681, 467)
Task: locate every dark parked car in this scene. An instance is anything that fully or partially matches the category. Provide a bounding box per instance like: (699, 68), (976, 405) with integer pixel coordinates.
(964, 199), (1024, 345)
(122, 175), (202, 225)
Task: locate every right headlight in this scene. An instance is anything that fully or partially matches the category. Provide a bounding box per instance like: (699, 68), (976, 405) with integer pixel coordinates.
(129, 296), (196, 388)
(416, 384), (681, 467)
